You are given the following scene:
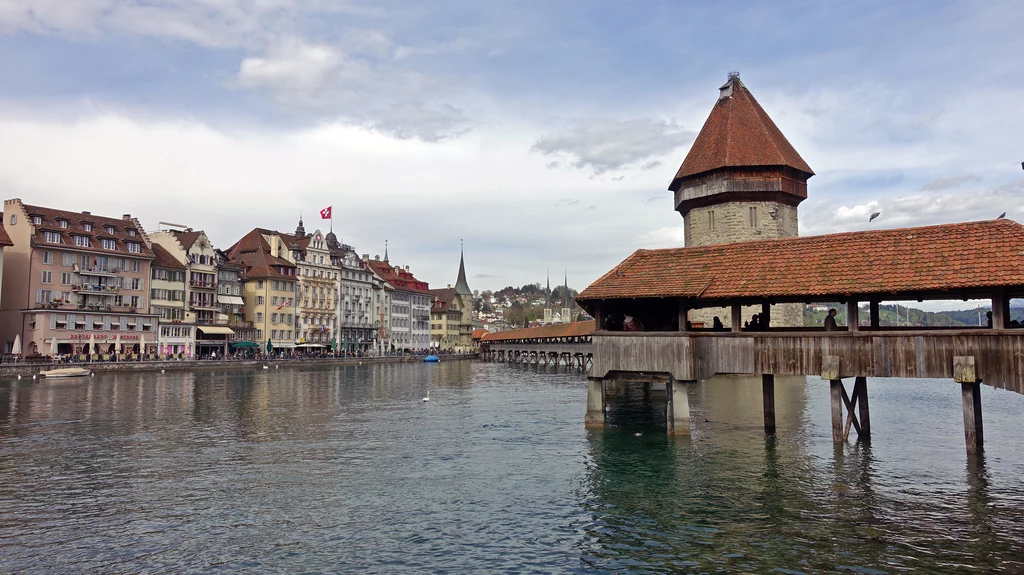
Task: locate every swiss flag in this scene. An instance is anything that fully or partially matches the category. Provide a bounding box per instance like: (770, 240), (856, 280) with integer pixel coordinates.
(320, 206), (332, 219)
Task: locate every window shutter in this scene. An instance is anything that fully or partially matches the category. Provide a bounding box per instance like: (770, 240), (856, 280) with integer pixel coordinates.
(50, 313), (57, 329)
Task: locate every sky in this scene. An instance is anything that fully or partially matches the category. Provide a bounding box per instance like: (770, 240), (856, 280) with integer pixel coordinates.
(0, 0), (1022, 309)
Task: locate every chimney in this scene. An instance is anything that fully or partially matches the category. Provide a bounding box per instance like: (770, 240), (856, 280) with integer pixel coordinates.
(82, 211), (91, 215)
(123, 214), (131, 220)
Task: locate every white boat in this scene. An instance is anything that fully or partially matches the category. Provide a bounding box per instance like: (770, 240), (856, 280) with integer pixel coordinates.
(39, 367), (92, 378)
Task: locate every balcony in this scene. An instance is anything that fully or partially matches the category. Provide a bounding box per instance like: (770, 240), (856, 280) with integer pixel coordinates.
(189, 303), (219, 311)
(230, 320), (254, 329)
(74, 264), (121, 277)
(73, 285), (119, 294)
(189, 280), (218, 290)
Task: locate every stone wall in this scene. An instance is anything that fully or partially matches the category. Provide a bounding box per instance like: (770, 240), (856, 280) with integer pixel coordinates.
(688, 303), (804, 329)
(684, 201), (798, 247)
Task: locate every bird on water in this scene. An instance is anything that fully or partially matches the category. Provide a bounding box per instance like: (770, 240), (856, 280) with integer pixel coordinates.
(423, 390), (430, 402)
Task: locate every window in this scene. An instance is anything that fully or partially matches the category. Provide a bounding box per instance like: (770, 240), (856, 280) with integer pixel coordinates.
(127, 229), (137, 237)
(708, 210), (715, 231)
(62, 253), (76, 266)
(272, 313), (278, 323)
(60, 272), (72, 285)
(41, 251), (53, 264)
(58, 219), (68, 228)
(127, 242), (141, 253)
(104, 226), (116, 234)
(41, 271), (53, 284)
(73, 235), (90, 247)
(271, 330), (277, 340)
(83, 223), (92, 231)
(257, 312), (264, 322)
(749, 206), (758, 227)
(43, 231), (61, 243)
(35, 289), (53, 303)
(132, 260), (141, 273)
(113, 295), (123, 307)
(131, 278), (142, 290)
(8, 214), (14, 225)
(257, 280), (264, 289)
(271, 296), (278, 306)
(130, 296), (141, 308)
(31, 215), (42, 225)
(256, 296), (264, 305)
(101, 239), (116, 250)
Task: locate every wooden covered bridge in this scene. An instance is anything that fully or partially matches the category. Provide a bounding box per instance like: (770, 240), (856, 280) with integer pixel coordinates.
(576, 219), (1024, 453)
(480, 321), (594, 369)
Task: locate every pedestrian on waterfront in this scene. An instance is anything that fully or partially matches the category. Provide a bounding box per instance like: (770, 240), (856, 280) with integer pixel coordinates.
(824, 309), (838, 331)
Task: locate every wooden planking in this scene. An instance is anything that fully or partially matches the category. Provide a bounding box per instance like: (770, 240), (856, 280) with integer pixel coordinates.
(591, 331), (1024, 395)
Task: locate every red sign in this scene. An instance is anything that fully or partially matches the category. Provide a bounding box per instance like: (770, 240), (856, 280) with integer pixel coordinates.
(68, 333), (142, 341)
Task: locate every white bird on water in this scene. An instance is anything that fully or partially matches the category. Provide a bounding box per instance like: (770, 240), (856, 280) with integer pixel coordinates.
(263, 365), (269, 370)
(423, 390), (430, 402)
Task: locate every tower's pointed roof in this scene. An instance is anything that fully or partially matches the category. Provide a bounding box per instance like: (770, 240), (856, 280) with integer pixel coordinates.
(669, 73), (814, 191)
(454, 244), (472, 296)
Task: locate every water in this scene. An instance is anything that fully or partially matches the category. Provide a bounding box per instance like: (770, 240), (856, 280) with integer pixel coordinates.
(1, 362), (1023, 574)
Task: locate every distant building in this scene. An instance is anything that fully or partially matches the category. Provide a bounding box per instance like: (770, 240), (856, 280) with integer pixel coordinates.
(226, 228), (300, 352)
(1, 199), (158, 357)
(429, 247), (475, 352)
(149, 243), (190, 356)
(367, 246), (432, 352)
(0, 216), (13, 321)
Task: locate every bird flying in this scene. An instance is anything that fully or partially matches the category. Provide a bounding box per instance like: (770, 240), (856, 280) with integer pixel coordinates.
(869, 212), (881, 222)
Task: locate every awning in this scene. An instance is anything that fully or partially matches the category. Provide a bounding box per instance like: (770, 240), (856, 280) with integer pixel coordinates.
(296, 343), (327, 348)
(231, 341), (260, 349)
(197, 326), (235, 335)
(218, 295), (245, 305)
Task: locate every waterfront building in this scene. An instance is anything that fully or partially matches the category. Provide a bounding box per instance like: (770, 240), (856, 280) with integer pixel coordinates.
(287, 221), (340, 350)
(669, 73), (813, 327)
(429, 248), (475, 352)
(215, 252), (255, 344)
(366, 247), (432, 353)
(326, 232), (375, 354)
(0, 218), (12, 315)
(0, 199), (158, 357)
(365, 256), (394, 355)
(149, 243), (191, 356)
(226, 229), (299, 352)
(150, 228), (233, 357)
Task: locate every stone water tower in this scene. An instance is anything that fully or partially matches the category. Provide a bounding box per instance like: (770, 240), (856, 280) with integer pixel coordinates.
(669, 73), (814, 327)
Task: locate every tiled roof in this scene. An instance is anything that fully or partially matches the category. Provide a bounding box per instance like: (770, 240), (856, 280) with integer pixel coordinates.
(0, 214), (12, 247)
(578, 219), (1024, 303)
(171, 230), (202, 250)
(429, 288), (460, 312)
(481, 321), (594, 342)
(21, 203), (154, 258)
(225, 228), (296, 280)
(151, 243), (186, 269)
(472, 329), (489, 340)
(670, 76), (813, 190)
(367, 259), (432, 294)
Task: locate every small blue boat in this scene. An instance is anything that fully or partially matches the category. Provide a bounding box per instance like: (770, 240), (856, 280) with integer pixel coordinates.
(423, 355), (440, 363)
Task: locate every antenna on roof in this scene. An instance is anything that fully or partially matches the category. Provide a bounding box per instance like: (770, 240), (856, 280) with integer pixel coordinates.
(727, 70), (740, 82)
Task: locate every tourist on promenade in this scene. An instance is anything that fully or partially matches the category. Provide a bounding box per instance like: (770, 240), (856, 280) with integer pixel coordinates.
(824, 309), (838, 331)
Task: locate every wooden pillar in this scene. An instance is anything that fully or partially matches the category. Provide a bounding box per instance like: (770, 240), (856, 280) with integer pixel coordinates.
(731, 303), (742, 332)
(830, 379), (844, 443)
(678, 299), (690, 332)
(869, 301), (880, 329)
(762, 374), (776, 435)
(991, 290), (1008, 329)
(854, 376), (870, 438)
(962, 381), (984, 454)
(585, 378), (606, 429)
(593, 302), (604, 332)
(846, 300), (860, 332)
(667, 378), (691, 435)
(761, 302), (771, 330)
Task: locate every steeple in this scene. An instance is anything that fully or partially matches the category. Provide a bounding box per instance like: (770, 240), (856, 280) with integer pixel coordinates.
(383, 240), (389, 263)
(295, 216), (305, 238)
(454, 240), (472, 296)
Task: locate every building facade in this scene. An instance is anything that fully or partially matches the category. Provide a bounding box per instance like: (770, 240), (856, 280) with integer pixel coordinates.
(365, 254), (393, 355)
(289, 222), (340, 350)
(226, 229), (299, 352)
(329, 236), (375, 353)
(668, 73), (813, 328)
(429, 248), (475, 352)
(367, 249), (432, 353)
(0, 199), (158, 357)
(150, 243), (191, 356)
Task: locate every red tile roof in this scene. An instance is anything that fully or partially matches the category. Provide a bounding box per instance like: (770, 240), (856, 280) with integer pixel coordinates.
(21, 203), (153, 258)
(481, 321), (594, 342)
(578, 219), (1024, 303)
(170, 230), (202, 251)
(367, 259), (431, 294)
(472, 329), (489, 340)
(151, 243), (186, 269)
(670, 76), (813, 190)
(225, 228), (296, 280)
(0, 214), (13, 247)
(429, 287), (459, 312)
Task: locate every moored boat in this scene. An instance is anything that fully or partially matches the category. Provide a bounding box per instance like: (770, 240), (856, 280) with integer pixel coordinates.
(423, 355), (440, 363)
(39, 367), (92, 378)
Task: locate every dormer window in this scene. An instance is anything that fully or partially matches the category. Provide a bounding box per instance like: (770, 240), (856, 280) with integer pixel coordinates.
(42, 231), (61, 243)
(104, 226), (116, 234)
(126, 242), (141, 253)
(73, 235), (90, 247)
(101, 238), (117, 250)
(31, 215), (42, 225)
(127, 229), (137, 237)
(58, 219), (68, 228)
(82, 223), (93, 231)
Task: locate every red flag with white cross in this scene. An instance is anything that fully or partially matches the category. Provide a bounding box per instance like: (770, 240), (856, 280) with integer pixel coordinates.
(320, 206), (332, 219)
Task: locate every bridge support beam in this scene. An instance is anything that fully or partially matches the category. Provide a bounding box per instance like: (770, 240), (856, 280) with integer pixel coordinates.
(667, 378), (691, 435)
(585, 379), (605, 429)
(961, 381), (983, 454)
(830, 377), (870, 443)
(762, 374), (776, 435)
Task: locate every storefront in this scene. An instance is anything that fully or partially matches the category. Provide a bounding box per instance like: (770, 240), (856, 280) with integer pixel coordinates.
(195, 325), (234, 358)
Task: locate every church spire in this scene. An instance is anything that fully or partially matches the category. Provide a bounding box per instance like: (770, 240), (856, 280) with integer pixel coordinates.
(383, 239), (389, 263)
(295, 215), (305, 238)
(454, 240), (472, 296)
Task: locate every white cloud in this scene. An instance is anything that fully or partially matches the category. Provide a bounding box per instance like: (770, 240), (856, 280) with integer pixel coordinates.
(236, 37), (370, 107)
(532, 118), (695, 175)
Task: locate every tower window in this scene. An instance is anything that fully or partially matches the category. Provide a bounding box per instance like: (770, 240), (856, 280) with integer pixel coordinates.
(708, 210), (715, 231)
(749, 207), (758, 227)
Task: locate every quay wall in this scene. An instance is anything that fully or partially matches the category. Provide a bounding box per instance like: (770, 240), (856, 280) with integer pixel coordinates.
(0, 354), (478, 378)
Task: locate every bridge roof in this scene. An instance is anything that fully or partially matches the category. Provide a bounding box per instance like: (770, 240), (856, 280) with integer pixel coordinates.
(578, 219), (1024, 304)
(481, 321), (594, 342)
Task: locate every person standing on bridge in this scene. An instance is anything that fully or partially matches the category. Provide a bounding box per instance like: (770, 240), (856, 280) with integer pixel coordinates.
(824, 308), (838, 331)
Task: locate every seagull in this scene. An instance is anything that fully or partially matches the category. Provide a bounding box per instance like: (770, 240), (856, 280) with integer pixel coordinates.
(423, 390), (430, 402)
(160, 369), (165, 373)
(633, 432), (642, 437)
(32, 374), (37, 380)
(263, 365), (269, 369)
(869, 211), (881, 222)
(16, 375), (21, 380)
(998, 212), (1006, 219)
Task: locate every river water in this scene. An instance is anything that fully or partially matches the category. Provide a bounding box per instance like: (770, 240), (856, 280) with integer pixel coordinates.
(1, 362), (1022, 574)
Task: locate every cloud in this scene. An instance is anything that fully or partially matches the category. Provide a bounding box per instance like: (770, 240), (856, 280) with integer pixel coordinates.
(918, 174), (980, 191)
(531, 118), (695, 174)
(236, 38), (370, 107)
(364, 102), (470, 142)
(394, 38), (474, 61)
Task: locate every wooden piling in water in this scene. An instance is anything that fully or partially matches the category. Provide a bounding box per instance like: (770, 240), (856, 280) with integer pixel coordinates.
(762, 374), (776, 435)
